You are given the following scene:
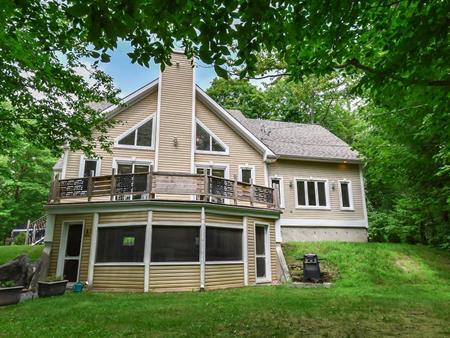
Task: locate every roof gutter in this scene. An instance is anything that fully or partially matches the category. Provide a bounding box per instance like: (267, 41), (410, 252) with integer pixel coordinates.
(266, 154), (362, 164)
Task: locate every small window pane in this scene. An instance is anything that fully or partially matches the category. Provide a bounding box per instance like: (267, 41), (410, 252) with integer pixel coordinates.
(65, 223), (83, 257)
(117, 164), (133, 174)
(241, 168), (252, 183)
(271, 179), (281, 203)
(96, 226), (145, 263)
(206, 227), (242, 261)
(83, 160), (97, 177)
(196, 124), (210, 151)
(211, 169), (225, 178)
(118, 131), (136, 145)
(211, 138), (225, 152)
(136, 120), (153, 146)
(256, 257), (266, 278)
(341, 182), (350, 208)
(255, 227), (265, 255)
(307, 181), (316, 206)
(151, 226), (199, 262)
(63, 259), (79, 282)
(297, 181), (306, 205)
(318, 182), (327, 206)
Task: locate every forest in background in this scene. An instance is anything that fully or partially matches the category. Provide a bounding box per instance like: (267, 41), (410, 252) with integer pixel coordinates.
(0, 1), (448, 248)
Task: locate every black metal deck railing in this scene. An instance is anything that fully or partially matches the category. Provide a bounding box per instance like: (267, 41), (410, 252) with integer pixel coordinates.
(49, 170), (279, 209)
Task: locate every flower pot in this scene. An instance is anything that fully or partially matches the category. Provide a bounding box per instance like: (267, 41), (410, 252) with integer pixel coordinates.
(38, 280), (68, 297)
(0, 286), (23, 306)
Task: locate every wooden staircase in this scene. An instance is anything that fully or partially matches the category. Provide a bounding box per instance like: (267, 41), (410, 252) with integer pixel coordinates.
(26, 215), (47, 245)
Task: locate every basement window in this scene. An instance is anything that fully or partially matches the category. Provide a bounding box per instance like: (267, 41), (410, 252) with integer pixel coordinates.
(206, 227), (243, 261)
(195, 120), (228, 154)
(151, 226), (200, 262)
(96, 226), (146, 263)
(295, 178), (329, 209)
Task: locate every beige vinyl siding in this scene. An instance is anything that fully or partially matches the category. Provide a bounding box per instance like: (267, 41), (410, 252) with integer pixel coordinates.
(195, 100), (265, 185)
(269, 160), (365, 220)
(64, 91), (157, 179)
(157, 53), (193, 172)
(152, 211), (200, 223)
(149, 265), (200, 292)
(93, 265), (145, 292)
(248, 217), (277, 283)
(98, 211), (148, 224)
(206, 213), (242, 225)
(205, 264), (245, 290)
(247, 220), (256, 284)
(48, 213), (93, 281)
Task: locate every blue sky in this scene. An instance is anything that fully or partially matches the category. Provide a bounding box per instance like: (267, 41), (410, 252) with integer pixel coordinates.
(99, 41), (218, 97)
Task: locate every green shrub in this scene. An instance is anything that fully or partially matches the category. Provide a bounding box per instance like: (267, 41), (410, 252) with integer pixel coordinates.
(13, 232), (27, 245)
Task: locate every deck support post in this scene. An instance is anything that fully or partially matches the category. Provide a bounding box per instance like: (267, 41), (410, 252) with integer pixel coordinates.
(233, 175), (238, 205)
(243, 216), (248, 286)
(200, 207), (206, 291)
(53, 173), (60, 203)
(87, 212), (99, 288)
(144, 211), (152, 292)
(87, 170), (94, 201)
(148, 166), (154, 199)
(203, 172), (209, 202)
(110, 168), (116, 201)
(250, 179), (254, 207)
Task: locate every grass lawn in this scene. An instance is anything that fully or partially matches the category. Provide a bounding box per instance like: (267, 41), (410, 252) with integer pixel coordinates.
(0, 245), (43, 264)
(0, 243), (449, 337)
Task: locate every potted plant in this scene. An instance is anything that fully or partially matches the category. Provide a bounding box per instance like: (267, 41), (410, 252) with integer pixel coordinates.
(0, 281), (23, 306)
(38, 275), (68, 297)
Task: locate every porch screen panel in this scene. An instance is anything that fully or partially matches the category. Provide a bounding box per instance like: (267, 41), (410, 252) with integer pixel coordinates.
(96, 226), (146, 263)
(151, 226), (200, 262)
(206, 227), (243, 261)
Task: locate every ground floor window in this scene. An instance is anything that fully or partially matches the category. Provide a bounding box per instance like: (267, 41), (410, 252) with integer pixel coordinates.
(151, 226), (200, 262)
(96, 226), (146, 263)
(206, 227), (243, 261)
(295, 178), (329, 208)
(339, 180), (354, 210)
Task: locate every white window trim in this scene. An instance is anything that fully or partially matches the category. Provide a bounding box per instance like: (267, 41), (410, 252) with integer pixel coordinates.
(113, 114), (156, 150)
(294, 177), (331, 210)
(338, 179), (354, 211)
(56, 220), (85, 281)
(79, 156), (102, 177)
(238, 164), (256, 184)
(112, 157), (154, 173)
(269, 176), (285, 208)
(194, 118), (229, 155)
(194, 162), (230, 179)
(255, 223), (271, 283)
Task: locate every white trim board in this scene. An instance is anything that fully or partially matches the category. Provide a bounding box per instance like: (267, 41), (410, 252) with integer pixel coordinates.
(279, 218), (368, 228)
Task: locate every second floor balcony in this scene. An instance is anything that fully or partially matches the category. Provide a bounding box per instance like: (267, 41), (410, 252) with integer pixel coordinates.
(48, 170), (279, 210)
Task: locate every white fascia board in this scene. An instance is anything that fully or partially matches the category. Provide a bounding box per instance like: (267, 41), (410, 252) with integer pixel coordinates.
(103, 79), (159, 119)
(195, 86), (275, 158)
(275, 154), (362, 164)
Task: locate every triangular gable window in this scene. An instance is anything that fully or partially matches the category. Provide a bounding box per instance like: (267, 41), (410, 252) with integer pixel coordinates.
(117, 118), (153, 147)
(196, 121), (227, 153)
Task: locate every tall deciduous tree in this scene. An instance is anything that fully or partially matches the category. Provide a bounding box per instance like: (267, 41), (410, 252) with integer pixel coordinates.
(0, 135), (56, 241)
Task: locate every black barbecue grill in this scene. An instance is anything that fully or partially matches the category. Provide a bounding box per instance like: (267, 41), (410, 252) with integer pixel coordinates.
(303, 253), (321, 282)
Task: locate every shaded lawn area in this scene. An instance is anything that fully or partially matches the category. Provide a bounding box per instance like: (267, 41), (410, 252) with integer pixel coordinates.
(0, 243), (449, 337)
(0, 245), (43, 264)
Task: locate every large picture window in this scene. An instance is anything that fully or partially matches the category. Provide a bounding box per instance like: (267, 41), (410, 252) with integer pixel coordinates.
(206, 227), (243, 261)
(295, 179), (329, 208)
(96, 226), (146, 263)
(151, 226), (200, 262)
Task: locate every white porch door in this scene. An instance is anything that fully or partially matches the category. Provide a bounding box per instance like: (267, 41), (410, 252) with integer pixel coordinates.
(60, 223), (84, 282)
(255, 224), (270, 282)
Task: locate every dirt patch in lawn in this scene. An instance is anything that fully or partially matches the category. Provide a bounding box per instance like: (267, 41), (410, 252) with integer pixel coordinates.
(288, 259), (339, 283)
(395, 254), (420, 273)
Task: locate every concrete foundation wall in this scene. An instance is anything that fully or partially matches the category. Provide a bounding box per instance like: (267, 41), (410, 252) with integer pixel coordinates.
(281, 226), (367, 242)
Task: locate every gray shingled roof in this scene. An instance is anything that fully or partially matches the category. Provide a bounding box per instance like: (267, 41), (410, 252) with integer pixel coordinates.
(228, 109), (360, 161)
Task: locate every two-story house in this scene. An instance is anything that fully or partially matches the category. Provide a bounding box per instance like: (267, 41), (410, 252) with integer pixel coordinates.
(43, 51), (368, 292)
